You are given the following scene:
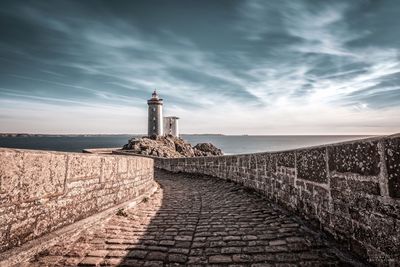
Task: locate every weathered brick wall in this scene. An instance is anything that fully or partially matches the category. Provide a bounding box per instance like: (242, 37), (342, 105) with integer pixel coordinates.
(0, 148), (154, 254)
(155, 134), (400, 265)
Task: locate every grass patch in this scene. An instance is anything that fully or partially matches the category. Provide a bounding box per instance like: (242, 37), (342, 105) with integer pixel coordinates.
(116, 208), (128, 217)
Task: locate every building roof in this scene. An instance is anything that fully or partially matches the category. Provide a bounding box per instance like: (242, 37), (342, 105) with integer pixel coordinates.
(164, 116), (179, 119)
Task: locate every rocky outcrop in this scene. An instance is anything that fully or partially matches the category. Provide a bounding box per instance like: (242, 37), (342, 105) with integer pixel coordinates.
(122, 135), (223, 158)
(193, 143), (223, 157)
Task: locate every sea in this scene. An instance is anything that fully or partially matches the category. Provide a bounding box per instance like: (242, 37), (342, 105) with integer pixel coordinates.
(0, 135), (370, 155)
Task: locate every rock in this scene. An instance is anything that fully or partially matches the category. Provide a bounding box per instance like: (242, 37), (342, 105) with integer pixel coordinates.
(175, 139), (195, 157)
(122, 136), (223, 158)
(193, 143), (223, 156)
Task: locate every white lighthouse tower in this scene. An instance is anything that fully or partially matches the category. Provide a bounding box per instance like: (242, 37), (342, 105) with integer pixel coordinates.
(147, 90), (163, 137)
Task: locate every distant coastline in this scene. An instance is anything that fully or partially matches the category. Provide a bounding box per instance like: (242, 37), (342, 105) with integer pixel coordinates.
(0, 133), (138, 137)
(0, 133), (376, 138)
(0, 133), (228, 138)
(0, 134), (371, 154)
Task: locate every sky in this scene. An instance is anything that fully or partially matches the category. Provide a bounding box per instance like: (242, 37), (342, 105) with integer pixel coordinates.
(0, 0), (399, 135)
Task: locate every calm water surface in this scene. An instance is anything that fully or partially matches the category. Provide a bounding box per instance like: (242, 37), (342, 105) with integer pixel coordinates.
(0, 135), (370, 154)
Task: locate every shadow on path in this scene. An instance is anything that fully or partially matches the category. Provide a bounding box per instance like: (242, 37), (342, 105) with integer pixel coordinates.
(29, 169), (368, 266)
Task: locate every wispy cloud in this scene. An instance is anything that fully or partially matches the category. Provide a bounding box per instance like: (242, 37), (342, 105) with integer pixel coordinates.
(0, 0), (399, 134)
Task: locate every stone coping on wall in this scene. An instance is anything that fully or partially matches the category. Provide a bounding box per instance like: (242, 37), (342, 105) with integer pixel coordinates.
(82, 147), (120, 154)
(112, 149), (161, 158)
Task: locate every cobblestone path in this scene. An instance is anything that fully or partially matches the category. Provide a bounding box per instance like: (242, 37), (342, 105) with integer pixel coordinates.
(28, 170), (364, 266)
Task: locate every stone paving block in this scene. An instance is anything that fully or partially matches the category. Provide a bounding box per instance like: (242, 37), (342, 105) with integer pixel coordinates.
(38, 256), (64, 265)
(221, 247), (242, 254)
(242, 235), (257, 241)
(175, 241), (191, 248)
(253, 254), (275, 262)
(86, 249), (109, 257)
(78, 256), (103, 266)
(269, 239), (287, 246)
(191, 242), (205, 248)
(147, 245), (168, 252)
(210, 241), (226, 247)
(209, 255), (232, 263)
(232, 254), (253, 263)
(188, 256), (208, 264)
(107, 250), (127, 257)
(251, 263), (274, 267)
(223, 235), (241, 241)
(167, 253), (187, 263)
(63, 257), (82, 266)
(174, 235), (192, 241)
(243, 246), (264, 253)
(146, 251), (167, 261)
(103, 258), (123, 265)
(127, 249), (147, 259)
(143, 260), (163, 267)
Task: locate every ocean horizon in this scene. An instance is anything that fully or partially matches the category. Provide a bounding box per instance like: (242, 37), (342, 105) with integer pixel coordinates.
(0, 134), (371, 155)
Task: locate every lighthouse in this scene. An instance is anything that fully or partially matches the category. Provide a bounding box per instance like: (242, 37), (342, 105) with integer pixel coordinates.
(147, 90), (163, 137)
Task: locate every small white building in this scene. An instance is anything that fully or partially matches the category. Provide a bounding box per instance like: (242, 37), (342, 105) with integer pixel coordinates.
(163, 116), (179, 137)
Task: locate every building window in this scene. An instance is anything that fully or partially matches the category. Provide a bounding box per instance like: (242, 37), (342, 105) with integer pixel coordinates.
(153, 126), (155, 130)
(152, 107), (156, 112)
(153, 117), (156, 121)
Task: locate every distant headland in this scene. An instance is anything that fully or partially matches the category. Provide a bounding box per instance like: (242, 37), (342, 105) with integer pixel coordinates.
(0, 133), (134, 137)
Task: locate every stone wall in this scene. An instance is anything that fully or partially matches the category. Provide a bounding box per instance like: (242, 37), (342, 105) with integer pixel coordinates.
(155, 134), (400, 265)
(0, 148), (154, 254)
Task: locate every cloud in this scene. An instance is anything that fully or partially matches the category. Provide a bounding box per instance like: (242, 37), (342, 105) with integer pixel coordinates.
(0, 0), (399, 134)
